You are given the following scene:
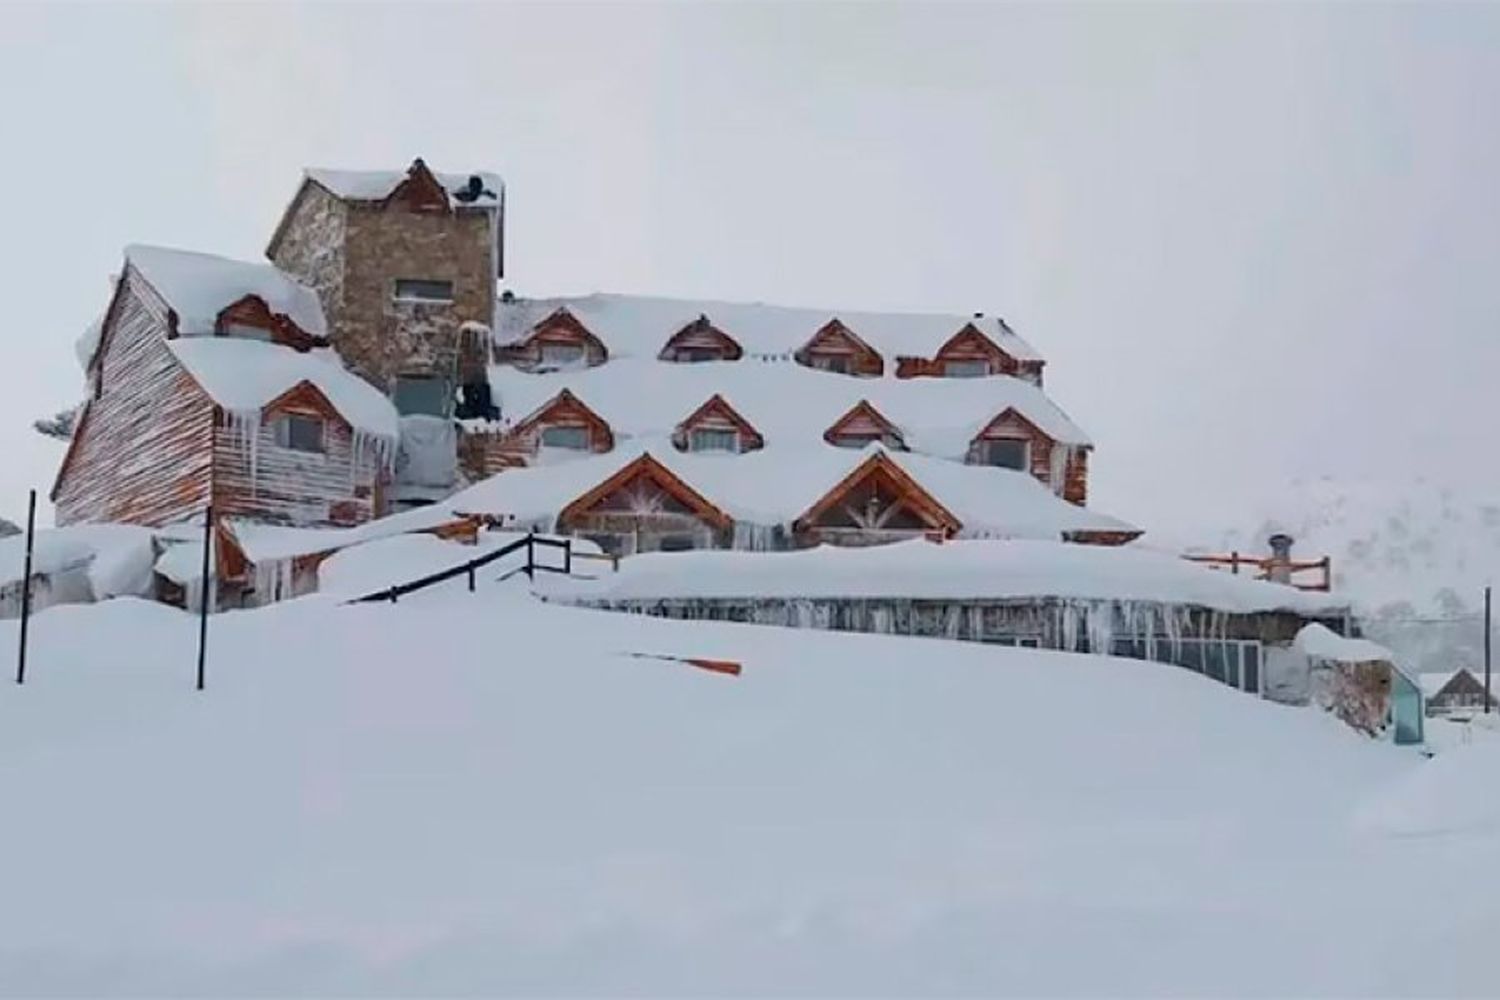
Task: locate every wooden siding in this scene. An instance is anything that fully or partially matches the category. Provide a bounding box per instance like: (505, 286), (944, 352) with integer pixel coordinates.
(894, 323), (1045, 385)
(795, 452), (959, 546)
(794, 319), (884, 377)
(965, 409), (1089, 507)
(498, 309), (609, 371)
(53, 269), (216, 526)
(659, 317), (744, 362)
(211, 386), (381, 527)
(485, 390), (614, 469)
(558, 454), (732, 555)
(824, 400), (906, 449)
(672, 395), (764, 453)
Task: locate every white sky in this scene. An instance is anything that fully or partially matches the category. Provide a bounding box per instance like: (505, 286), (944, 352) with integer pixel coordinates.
(2, 2), (1496, 532)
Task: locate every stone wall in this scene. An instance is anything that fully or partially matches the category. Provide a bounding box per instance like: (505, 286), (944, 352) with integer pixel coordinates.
(267, 183), (347, 343)
(339, 202), (496, 393)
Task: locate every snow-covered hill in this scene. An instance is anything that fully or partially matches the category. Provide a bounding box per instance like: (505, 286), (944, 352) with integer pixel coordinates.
(1121, 475), (1500, 676)
(0, 587), (1495, 995)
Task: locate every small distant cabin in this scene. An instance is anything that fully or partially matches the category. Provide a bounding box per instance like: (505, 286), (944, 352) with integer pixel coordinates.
(673, 395), (764, 454)
(1422, 667), (1499, 717)
(658, 316), (743, 363)
(795, 319), (884, 377)
(558, 454), (734, 555)
(52, 246), (397, 529)
(824, 400), (907, 450)
(496, 308), (608, 372)
(895, 320), (1045, 386)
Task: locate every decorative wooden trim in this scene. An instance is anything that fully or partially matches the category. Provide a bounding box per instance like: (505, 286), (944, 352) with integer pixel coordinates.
(794, 451), (960, 536)
(518, 307), (610, 364)
(823, 399), (906, 449)
(559, 453), (733, 531)
(214, 294), (325, 351)
(658, 315), (744, 362)
(795, 318), (884, 376)
(673, 394), (764, 452)
(388, 158), (451, 213)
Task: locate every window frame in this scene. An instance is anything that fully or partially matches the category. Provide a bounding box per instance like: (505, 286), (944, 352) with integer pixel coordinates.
(393, 374), (454, 418)
(944, 358), (992, 378)
(392, 279), (455, 304)
(539, 424), (590, 451)
(538, 341), (587, 368)
(980, 437), (1030, 471)
(274, 413), (326, 454)
(688, 427), (740, 453)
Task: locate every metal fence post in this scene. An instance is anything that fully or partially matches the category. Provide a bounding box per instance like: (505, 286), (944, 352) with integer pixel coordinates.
(525, 534), (535, 580)
(468, 565), (476, 592)
(15, 490), (36, 685)
(196, 505), (212, 692)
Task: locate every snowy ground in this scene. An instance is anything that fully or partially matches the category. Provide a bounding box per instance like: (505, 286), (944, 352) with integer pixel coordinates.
(1, 584), (1498, 996)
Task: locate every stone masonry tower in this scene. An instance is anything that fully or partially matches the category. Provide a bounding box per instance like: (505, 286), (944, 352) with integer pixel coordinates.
(265, 158), (503, 416)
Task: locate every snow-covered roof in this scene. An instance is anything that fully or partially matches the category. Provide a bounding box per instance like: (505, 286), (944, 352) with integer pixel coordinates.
(488, 357), (1090, 454)
(222, 504), (473, 565)
(1294, 623), (1393, 664)
(447, 442), (1135, 541)
(495, 291), (1044, 364)
(306, 167), (504, 210)
(0, 524), (156, 598)
(1418, 667), (1493, 699)
(168, 338), (399, 443)
(539, 537), (1349, 615)
(124, 245), (327, 338)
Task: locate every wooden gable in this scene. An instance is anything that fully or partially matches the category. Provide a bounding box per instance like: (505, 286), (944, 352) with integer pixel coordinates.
(506, 388), (615, 452)
(519, 308), (609, 366)
(895, 322), (1042, 381)
(795, 319), (884, 377)
(215, 294), (324, 351)
(1433, 668), (1495, 703)
(559, 454), (733, 532)
(795, 451), (960, 540)
(673, 394), (764, 453)
(824, 400), (906, 450)
(387, 158), (451, 213)
(261, 381), (349, 428)
(659, 315), (744, 362)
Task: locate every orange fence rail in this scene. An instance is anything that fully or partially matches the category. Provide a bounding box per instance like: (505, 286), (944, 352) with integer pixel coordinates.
(1183, 552), (1332, 592)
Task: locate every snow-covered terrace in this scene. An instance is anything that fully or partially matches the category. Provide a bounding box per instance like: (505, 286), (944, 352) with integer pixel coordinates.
(485, 356), (1089, 458)
(540, 537), (1348, 617)
(494, 290), (1042, 364)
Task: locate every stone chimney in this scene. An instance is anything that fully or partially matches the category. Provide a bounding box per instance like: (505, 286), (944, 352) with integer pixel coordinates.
(1266, 533), (1295, 585)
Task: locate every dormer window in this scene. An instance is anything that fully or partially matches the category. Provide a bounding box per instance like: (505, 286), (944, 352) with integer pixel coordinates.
(274, 414), (325, 453)
(540, 425), (589, 450)
(689, 428), (739, 453)
(225, 323), (274, 342)
(539, 342), (586, 368)
(944, 359), (990, 378)
(811, 355), (851, 374)
(978, 438), (1029, 470)
(393, 279), (454, 304)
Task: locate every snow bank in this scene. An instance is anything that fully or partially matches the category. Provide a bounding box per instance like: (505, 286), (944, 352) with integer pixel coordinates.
(0, 523), (154, 599)
(0, 589), (1466, 995)
(488, 355), (1089, 455)
(449, 442), (1134, 541)
(224, 504), (469, 565)
(169, 337), (399, 444)
(1295, 623), (1393, 663)
(125, 244), (326, 337)
(317, 530), (600, 598)
(495, 290), (1042, 363)
(543, 537), (1347, 614)
(1356, 739), (1500, 837)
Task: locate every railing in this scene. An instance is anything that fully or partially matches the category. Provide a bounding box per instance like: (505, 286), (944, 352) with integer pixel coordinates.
(1182, 552), (1332, 592)
(348, 533), (574, 604)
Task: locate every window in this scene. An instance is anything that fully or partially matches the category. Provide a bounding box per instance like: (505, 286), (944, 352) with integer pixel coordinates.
(274, 414), (324, 453)
(944, 359), (991, 378)
(540, 424), (589, 450)
(811, 354), (850, 374)
(831, 433), (903, 450)
(394, 374), (453, 417)
(980, 438), (1029, 471)
(539, 342), (586, 367)
(393, 279), (454, 303)
(224, 323), (273, 342)
(689, 428), (738, 453)
(679, 348), (723, 363)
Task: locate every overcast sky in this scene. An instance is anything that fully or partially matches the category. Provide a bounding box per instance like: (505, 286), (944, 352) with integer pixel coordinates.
(2, 2), (1496, 532)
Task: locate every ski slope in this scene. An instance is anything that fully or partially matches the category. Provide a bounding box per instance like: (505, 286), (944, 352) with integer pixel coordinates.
(0, 586), (1495, 996)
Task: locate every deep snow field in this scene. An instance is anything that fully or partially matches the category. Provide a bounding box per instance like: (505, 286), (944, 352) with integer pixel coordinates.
(1, 583), (1498, 996)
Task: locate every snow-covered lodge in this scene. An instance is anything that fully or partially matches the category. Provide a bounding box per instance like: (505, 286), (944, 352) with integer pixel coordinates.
(52, 157), (1141, 569)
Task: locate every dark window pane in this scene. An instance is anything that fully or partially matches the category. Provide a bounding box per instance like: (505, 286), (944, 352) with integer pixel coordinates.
(982, 439), (1029, 470)
(1243, 645), (1261, 694)
(276, 414), (324, 453)
(394, 279), (454, 302)
(394, 375), (452, 417)
(541, 425), (589, 450)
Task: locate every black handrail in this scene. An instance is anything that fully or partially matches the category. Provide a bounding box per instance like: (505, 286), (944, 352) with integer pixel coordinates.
(348, 532), (572, 604)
